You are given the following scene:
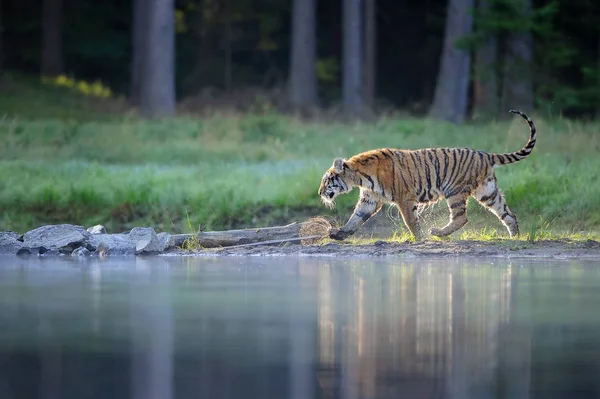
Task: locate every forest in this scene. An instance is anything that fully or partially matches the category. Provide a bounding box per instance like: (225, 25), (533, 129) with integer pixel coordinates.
(0, 0), (599, 237)
(1, 0), (599, 120)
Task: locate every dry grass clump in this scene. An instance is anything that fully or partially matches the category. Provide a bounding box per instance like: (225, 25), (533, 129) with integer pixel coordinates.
(298, 217), (337, 245)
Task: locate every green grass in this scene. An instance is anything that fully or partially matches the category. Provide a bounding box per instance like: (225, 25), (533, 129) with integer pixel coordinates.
(1, 74), (600, 238)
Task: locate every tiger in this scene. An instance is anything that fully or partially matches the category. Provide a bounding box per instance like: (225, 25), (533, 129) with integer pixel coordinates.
(318, 109), (536, 241)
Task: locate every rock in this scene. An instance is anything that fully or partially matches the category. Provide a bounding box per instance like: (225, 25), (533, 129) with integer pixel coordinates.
(2, 224), (173, 256)
(156, 232), (171, 252)
(87, 225), (107, 235)
(88, 234), (137, 255)
(96, 242), (109, 257)
(22, 224), (91, 254)
(40, 248), (64, 257)
(86, 228), (171, 256)
(16, 248), (33, 256)
(127, 227), (163, 255)
(0, 231), (25, 255)
(72, 247), (92, 257)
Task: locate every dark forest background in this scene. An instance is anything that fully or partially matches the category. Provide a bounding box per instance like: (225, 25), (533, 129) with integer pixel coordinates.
(0, 0), (599, 121)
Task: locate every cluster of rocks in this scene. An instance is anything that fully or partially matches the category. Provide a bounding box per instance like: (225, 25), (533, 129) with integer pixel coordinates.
(0, 224), (174, 257)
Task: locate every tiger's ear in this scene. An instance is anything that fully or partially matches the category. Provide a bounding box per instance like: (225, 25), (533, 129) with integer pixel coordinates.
(332, 157), (346, 173)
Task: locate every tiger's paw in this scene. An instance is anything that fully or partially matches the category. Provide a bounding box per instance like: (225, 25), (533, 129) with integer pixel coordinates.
(429, 228), (444, 237)
(329, 228), (350, 241)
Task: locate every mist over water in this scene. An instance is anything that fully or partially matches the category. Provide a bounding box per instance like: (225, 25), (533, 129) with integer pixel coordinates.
(0, 256), (599, 399)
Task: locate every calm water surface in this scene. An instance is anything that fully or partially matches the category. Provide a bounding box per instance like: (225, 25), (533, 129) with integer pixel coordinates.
(1, 255), (600, 399)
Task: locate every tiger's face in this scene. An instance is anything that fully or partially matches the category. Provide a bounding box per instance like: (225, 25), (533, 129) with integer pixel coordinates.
(318, 158), (352, 208)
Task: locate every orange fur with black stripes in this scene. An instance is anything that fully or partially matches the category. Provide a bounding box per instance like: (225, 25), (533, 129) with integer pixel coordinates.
(318, 109), (536, 240)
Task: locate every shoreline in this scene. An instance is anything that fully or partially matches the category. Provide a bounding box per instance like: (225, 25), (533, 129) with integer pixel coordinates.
(2, 224), (599, 260)
(164, 239), (600, 259)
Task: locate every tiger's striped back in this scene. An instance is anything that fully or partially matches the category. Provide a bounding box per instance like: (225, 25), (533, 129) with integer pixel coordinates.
(344, 147), (490, 204)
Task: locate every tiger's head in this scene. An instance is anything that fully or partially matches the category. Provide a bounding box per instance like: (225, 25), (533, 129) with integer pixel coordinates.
(318, 158), (353, 208)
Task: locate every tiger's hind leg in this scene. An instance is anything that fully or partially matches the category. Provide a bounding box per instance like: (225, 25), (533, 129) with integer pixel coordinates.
(430, 194), (469, 237)
(474, 176), (519, 237)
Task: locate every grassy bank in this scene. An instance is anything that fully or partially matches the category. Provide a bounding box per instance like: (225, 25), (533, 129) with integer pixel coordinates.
(1, 76), (599, 237)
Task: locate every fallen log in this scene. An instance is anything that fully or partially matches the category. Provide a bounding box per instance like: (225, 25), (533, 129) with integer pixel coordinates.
(168, 218), (332, 249)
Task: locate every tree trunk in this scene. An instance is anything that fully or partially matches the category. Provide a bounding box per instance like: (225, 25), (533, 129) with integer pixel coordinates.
(501, 0), (533, 114)
(130, 0), (148, 105)
(41, 0), (63, 77)
(289, 0), (317, 109)
(342, 0), (364, 116)
(0, 0), (3, 72)
(472, 0), (498, 120)
(223, 0), (232, 92)
(596, 28), (600, 120)
(140, 0), (176, 118)
(363, 0), (376, 109)
(428, 0), (474, 124)
(188, 0), (221, 92)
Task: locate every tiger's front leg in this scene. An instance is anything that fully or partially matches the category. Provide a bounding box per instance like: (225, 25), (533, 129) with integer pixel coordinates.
(330, 190), (382, 241)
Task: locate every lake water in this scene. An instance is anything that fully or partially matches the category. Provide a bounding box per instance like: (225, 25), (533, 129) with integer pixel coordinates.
(1, 255), (600, 399)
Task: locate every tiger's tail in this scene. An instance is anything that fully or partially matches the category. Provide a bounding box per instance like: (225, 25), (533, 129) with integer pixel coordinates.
(490, 109), (537, 166)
